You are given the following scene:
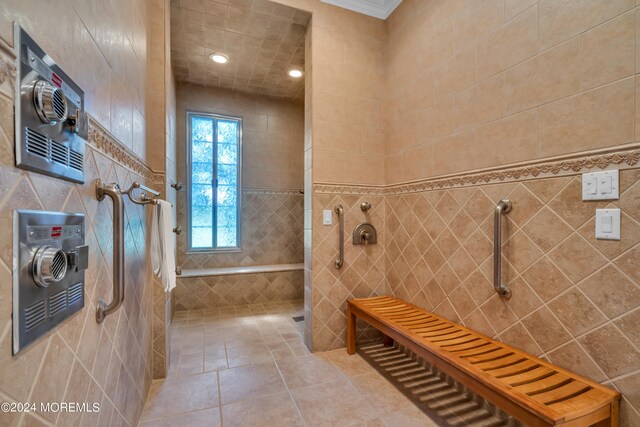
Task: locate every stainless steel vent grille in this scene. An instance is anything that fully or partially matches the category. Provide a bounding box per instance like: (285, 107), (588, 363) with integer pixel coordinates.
(25, 127), (84, 175)
(50, 250), (67, 280)
(68, 282), (83, 305)
(50, 140), (68, 166)
(52, 90), (66, 120)
(69, 151), (83, 171)
(49, 289), (67, 316)
(24, 299), (46, 331)
(25, 127), (49, 158)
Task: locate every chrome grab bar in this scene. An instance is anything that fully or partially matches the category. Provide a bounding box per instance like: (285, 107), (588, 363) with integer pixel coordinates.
(493, 199), (512, 299)
(95, 179), (125, 323)
(335, 204), (344, 269)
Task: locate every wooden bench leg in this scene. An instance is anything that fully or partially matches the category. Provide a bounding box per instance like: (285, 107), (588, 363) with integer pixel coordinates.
(383, 334), (394, 347)
(593, 401), (619, 427)
(347, 306), (356, 355)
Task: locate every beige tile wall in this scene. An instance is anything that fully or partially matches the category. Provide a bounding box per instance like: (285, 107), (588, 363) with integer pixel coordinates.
(268, 0), (388, 352)
(174, 82), (305, 310)
(177, 191), (304, 268)
(0, 74), (156, 426)
(311, 192), (386, 351)
(176, 83), (304, 191)
(384, 0), (639, 184)
(0, 0), (149, 166)
(174, 270), (303, 310)
(0, 0), (170, 424)
(385, 169), (640, 425)
(147, 0), (177, 381)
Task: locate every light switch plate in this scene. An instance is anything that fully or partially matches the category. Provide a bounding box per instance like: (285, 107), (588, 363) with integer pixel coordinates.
(582, 170), (619, 200)
(595, 208), (620, 240)
(323, 210), (332, 225)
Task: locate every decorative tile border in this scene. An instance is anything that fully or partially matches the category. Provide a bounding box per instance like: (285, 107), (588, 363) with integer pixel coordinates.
(313, 184), (386, 195)
(242, 187), (304, 195)
(87, 118), (164, 184)
(314, 146), (640, 195)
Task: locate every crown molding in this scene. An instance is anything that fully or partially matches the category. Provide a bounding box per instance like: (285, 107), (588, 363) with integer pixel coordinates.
(321, 0), (402, 19)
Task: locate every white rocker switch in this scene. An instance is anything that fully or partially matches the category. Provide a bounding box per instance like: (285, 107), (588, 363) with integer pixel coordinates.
(595, 209), (620, 240)
(582, 170), (619, 200)
(323, 210), (332, 225)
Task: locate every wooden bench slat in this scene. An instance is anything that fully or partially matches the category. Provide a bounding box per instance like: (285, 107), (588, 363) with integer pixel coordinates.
(504, 366), (556, 387)
(530, 381), (592, 405)
(465, 348), (514, 364)
(346, 296), (620, 426)
(514, 373), (570, 395)
(489, 359), (541, 379)
(473, 353), (526, 371)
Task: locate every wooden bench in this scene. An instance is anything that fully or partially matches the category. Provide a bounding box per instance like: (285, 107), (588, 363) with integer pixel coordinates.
(347, 296), (620, 427)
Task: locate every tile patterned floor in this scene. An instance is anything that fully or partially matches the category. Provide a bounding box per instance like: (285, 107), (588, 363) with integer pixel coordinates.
(139, 301), (515, 427)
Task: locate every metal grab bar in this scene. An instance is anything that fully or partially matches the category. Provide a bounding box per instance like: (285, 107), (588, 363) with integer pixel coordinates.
(335, 204), (344, 269)
(493, 199), (512, 299)
(95, 179), (125, 323)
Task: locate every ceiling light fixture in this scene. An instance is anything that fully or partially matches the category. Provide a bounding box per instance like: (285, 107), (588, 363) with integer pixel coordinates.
(210, 53), (229, 64)
(288, 69), (303, 78)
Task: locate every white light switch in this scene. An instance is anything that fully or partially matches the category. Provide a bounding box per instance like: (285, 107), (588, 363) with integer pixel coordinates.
(595, 208), (620, 240)
(323, 210), (332, 225)
(582, 170), (619, 200)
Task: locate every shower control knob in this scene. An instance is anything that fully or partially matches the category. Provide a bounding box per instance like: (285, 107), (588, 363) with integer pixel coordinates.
(33, 80), (68, 124)
(32, 246), (68, 287)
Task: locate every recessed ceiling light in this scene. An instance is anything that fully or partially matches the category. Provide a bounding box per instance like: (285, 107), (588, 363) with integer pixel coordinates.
(210, 53), (229, 64)
(288, 69), (303, 78)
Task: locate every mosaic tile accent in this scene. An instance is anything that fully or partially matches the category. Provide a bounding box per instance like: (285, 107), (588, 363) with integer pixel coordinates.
(174, 270), (303, 310)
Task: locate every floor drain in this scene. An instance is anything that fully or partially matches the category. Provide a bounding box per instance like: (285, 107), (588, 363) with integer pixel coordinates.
(292, 316), (304, 322)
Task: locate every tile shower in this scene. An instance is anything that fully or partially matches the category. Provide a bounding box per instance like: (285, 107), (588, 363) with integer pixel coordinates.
(0, 0), (638, 426)
(173, 84), (305, 310)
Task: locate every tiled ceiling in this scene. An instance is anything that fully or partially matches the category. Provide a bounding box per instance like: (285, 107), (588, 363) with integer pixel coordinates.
(321, 0), (402, 19)
(170, 0), (310, 101)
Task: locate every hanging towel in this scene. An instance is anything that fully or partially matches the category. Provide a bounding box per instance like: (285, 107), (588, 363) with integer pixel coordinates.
(151, 200), (177, 292)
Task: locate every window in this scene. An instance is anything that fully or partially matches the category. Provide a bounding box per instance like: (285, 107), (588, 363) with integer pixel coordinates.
(187, 112), (242, 252)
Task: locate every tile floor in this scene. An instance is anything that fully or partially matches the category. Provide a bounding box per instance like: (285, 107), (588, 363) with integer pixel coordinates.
(140, 301), (516, 427)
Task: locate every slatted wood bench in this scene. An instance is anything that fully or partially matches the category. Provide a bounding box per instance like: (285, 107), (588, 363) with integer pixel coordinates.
(347, 296), (620, 427)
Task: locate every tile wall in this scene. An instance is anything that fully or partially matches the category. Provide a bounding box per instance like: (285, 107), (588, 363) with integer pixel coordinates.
(0, 0), (171, 424)
(173, 83), (305, 310)
(378, 1), (640, 423)
(385, 167), (640, 425)
(175, 270), (303, 310)
(0, 57), (158, 427)
(384, 0), (639, 183)
(147, 0), (177, 382)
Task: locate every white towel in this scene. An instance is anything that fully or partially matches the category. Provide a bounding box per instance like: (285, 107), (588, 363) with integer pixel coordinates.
(151, 200), (177, 292)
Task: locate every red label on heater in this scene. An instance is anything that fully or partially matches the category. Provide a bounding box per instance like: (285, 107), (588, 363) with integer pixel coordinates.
(51, 226), (62, 238)
(51, 72), (62, 88)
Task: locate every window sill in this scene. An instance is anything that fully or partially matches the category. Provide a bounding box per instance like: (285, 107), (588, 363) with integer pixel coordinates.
(186, 248), (243, 255)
